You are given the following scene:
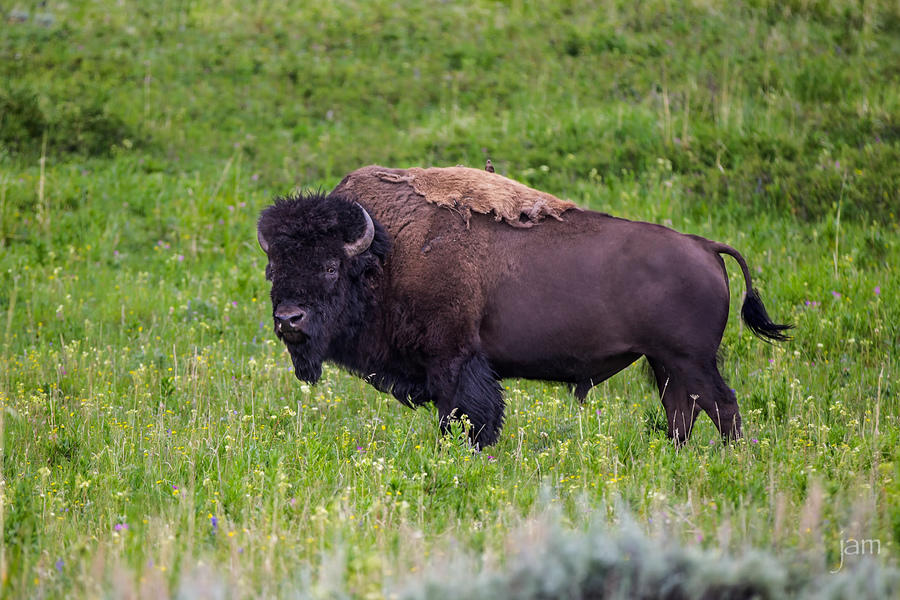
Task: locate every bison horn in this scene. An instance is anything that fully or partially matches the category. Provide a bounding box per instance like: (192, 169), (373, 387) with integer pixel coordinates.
(344, 202), (375, 257)
(257, 227), (270, 254)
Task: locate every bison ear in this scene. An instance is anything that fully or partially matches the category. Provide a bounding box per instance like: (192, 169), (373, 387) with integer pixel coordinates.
(257, 227), (270, 254)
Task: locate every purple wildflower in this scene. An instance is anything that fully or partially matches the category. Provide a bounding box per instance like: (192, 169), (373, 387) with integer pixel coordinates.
(55, 559), (64, 572)
(831, 291), (841, 299)
(874, 286), (880, 296)
(114, 523), (128, 532)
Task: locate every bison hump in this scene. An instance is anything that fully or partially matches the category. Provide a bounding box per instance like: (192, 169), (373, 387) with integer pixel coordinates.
(373, 166), (580, 228)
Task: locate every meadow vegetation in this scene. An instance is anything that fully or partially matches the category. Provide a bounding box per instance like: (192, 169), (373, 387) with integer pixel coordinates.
(1, 1), (898, 597)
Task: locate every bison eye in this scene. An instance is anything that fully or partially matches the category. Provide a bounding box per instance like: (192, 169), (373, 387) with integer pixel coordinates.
(326, 266), (336, 275)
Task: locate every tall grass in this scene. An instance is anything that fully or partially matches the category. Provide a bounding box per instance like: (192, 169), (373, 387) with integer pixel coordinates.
(0, 0), (898, 597)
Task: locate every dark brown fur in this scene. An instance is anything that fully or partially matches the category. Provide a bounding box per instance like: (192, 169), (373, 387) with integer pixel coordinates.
(258, 165), (791, 447)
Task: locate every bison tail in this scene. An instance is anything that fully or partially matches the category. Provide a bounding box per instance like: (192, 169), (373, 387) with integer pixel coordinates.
(741, 288), (793, 342)
(712, 242), (793, 343)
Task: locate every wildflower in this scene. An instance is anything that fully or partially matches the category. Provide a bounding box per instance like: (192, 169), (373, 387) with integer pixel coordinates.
(874, 286), (880, 295)
(210, 515), (218, 534)
(114, 523), (128, 532)
(831, 291), (841, 299)
(55, 559), (64, 572)
(751, 438), (758, 444)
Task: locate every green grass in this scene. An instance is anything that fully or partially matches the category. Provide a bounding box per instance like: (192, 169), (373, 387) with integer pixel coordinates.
(1, 0), (898, 597)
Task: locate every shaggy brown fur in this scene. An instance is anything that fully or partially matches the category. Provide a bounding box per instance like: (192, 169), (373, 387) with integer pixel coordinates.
(354, 166), (580, 228)
(259, 169), (791, 447)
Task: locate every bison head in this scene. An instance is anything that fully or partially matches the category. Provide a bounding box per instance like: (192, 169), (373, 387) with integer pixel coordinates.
(257, 191), (389, 383)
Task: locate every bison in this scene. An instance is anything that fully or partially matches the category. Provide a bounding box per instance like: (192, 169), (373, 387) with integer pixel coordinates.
(257, 166), (791, 447)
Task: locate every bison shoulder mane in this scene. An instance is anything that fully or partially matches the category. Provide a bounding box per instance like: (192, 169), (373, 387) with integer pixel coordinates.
(353, 166), (582, 228)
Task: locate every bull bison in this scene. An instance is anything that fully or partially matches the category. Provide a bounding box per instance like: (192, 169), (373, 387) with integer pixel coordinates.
(257, 166), (791, 447)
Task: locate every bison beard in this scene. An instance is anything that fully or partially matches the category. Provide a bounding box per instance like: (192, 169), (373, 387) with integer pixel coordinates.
(258, 169), (792, 448)
(282, 327), (327, 384)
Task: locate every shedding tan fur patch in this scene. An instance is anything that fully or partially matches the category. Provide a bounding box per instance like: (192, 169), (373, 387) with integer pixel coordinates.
(374, 166), (580, 228)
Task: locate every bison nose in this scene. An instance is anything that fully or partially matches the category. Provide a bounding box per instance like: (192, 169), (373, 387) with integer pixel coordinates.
(274, 306), (307, 332)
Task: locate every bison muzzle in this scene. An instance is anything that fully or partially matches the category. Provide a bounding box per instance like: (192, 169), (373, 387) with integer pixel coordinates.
(257, 166), (791, 447)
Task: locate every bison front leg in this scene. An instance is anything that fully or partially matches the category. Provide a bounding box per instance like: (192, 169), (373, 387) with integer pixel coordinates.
(429, 352), (505, 448)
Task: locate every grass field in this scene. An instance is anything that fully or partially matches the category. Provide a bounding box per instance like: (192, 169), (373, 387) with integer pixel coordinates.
(1, 1), (899, 597)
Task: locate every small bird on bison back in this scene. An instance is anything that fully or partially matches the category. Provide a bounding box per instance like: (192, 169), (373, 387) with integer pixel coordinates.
(257, 165), (792, 448)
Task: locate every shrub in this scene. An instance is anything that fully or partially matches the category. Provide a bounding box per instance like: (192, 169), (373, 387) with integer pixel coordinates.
(400, 516), (900, 600)
(0, 83), (135, 157)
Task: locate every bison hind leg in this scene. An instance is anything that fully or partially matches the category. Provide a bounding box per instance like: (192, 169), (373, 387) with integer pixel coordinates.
(647, 355), (741, 444)
(647, 356), (698, 445)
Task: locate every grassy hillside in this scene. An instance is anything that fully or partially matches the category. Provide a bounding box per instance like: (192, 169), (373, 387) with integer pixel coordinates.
(1, 1), (898, 597)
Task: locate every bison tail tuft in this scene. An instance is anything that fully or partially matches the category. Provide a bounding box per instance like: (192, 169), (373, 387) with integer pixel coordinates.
(741, 288), (793, 343)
